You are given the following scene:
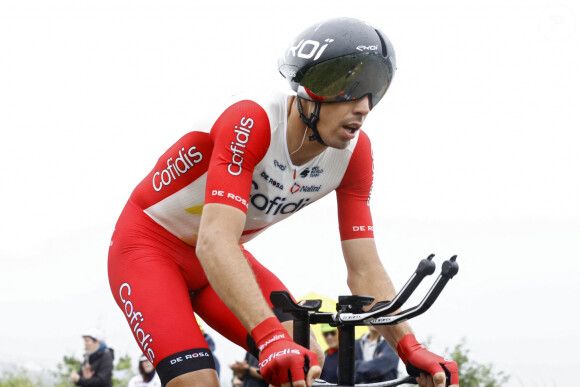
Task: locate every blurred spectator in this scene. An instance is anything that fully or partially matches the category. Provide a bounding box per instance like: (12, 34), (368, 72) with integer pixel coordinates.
(319, 324), (339, 384)
(354, 325), (399, 383)
(127, 355), (161, 387)
(70, 328), (114, 387)
(229, 352), (268, 387)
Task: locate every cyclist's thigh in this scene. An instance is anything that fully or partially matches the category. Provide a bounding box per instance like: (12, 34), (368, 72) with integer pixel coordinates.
(191, 247), (293, 352)
(108, 203), (217, 386)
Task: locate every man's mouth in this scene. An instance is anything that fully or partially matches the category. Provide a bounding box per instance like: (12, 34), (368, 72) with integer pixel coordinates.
(343, 123), (361, 134)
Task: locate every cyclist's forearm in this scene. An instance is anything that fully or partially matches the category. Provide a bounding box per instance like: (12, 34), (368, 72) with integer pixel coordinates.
(196, 204), (274, 331)
(342, 238), (414, 349)
(198, 239), (274, 330)
(377, 322), (414, 351)
(347, 267), (414, 349)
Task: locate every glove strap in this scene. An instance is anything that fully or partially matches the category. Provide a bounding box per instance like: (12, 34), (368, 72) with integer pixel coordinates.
(251, 317), (288, 352)
(396, 333), (422, 365)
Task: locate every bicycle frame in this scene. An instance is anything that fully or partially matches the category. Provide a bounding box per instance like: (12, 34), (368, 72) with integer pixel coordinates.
(270, 254), (459, 387)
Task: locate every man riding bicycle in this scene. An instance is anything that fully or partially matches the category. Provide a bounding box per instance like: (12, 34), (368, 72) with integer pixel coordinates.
(108, 17), (459, 387)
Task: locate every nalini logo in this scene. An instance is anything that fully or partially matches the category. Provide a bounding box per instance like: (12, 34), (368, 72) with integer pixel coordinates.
(228, 117), (254, 176)
(152, 147), (203, 192)
(290, 183), (301, 194)
(290, 183), (321, 194)
(258, 334), (286, 351)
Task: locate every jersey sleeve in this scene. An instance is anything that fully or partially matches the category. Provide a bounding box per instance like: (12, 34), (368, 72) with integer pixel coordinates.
(205, 100), (271, 213)
(130, 131), (213, 210)
(336, 130), (374, 240)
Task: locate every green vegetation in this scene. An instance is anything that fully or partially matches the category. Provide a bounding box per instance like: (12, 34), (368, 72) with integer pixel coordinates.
(0, 353), (134, 387)
(446, 338), (510, 387)
(1, 339), (509, 386)
(0, 368), (43, 387)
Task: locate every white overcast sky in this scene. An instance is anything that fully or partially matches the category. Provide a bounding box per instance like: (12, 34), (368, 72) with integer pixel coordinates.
(1, 1), (578, 386)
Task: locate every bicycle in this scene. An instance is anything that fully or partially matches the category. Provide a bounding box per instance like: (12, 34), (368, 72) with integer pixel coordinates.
(270, 254), (459, 387)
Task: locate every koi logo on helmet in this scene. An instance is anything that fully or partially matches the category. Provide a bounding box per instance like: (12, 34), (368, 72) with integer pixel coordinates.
(289, 38), (334, 61)
(228, 117), (254, 176)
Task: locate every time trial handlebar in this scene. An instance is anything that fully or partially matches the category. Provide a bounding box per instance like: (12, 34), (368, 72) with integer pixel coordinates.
(270, 254), (459, 387)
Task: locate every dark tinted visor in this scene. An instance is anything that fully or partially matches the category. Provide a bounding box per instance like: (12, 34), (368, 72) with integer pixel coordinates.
(297, 53), (394, 109)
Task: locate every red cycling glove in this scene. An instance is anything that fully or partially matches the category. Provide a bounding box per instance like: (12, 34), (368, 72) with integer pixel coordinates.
(397, 334), (459, 386)
(251, 317), (319, 386)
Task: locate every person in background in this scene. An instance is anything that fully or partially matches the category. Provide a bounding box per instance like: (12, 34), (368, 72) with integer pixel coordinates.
(70, 328), (114, 387)
(232, 374), (243, 387)
(354, 325), (399, 383)
(229, 352), (268, 387)
(319, 324), (339, 384)
(128, 355), (161, 387)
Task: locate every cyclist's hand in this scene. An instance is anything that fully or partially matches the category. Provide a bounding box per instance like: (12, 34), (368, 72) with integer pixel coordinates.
(417, 371), (452, 387)
(279, 364), (321, 387)
(252, 317), (320, 386)
(397, 334), (459, 387)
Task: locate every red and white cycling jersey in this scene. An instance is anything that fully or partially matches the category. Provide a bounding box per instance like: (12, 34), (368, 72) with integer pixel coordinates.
(129, 91), (375, 245)
(109, 91), (377, 382)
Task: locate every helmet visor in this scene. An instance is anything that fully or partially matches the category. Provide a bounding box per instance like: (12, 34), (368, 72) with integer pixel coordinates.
(297, 53), (394, 109)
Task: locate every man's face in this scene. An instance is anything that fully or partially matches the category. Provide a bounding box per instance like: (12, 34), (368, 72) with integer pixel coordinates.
(323, 329), (339, 349)
(83, 336), (99, 352)
(314, 96), (371, 149)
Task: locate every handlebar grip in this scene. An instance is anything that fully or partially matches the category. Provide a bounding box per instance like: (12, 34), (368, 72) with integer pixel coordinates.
(441, 255), (459, 278)
(416, 254), (437, 276)
(376, 254), (436, 315)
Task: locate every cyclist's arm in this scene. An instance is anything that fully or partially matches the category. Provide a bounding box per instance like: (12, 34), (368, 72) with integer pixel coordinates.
(196, 99), (275, 330)
(197, 206), (321, 386)
(341, 237), (414, 349)
(196, 203), (274, 331)
(342, 238), (458, 387)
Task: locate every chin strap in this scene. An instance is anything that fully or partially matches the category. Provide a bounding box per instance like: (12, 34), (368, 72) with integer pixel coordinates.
(296, 96), (326, 146)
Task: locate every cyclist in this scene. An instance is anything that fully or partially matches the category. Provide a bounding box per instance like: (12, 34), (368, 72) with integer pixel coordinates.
(108, 17), (458, 387)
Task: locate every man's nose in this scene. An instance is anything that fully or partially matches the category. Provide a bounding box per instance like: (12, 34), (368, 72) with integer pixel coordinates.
(353, 96), (371, 115)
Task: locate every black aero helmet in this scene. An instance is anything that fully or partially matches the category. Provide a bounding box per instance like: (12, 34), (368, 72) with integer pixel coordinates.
(279, 17), (396, 110)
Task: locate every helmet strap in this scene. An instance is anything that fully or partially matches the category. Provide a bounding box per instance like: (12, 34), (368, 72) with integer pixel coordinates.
(296, 96), (326, 146)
